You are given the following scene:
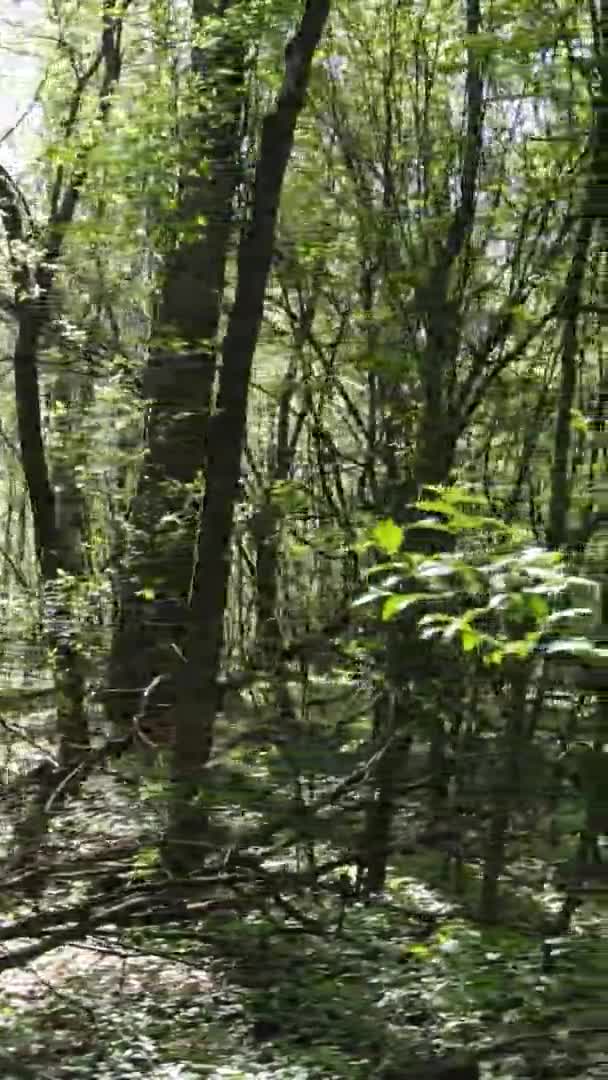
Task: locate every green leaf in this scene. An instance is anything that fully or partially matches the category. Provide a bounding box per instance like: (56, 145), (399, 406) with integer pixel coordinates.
(485, 649), (505, 666)
(570, 409), (589, 434)
(381, 593), (429, 621)
(352, 587), (389, 608)
(373, 519), (404, 556)
(438, 488), (490, 508)
(461, 626), (481, 652)
(365, 559), (415, 577)
(406, 943), (431, 959)
(523, 593), (550, 620)
(415, 499), (459, 517)
(131, 846), (162, 877)
(136, 588), (156, 601)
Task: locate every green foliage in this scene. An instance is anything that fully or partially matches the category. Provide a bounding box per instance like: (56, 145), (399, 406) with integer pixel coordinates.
(0, 0), (606, 1078)
(355, 488), (602, 668)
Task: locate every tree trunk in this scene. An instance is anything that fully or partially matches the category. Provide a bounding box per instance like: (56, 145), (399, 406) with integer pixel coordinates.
(164, 0), (331, 872)
(0, 5), (127, 859)
(548, 0), (606, 548)
(359, 693), (411, 896)
(106, 0), (246, 734)
(546, 215), (593, 549)
(7, 0), (126, 771)
(253, 323), (311, 663)
(12, 305), (87, 774)
(355, 51), (481, 882)
(479, 671), (528, 922)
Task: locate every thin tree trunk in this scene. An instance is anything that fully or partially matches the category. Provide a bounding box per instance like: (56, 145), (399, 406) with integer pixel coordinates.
(12, 306), (87, 774)
(408, 0), (483, 499)
(165, 0), (331, 872)
(0, 5), (128, 864)
(548, 0), (606, 546)
(479, 671), (528, 922)
(359, 694), (412, 896)
(5, 4), (127, 780)
(358, 0), (484, 889)
(253, 307), (312, 663)
(547, 216), (593, 548)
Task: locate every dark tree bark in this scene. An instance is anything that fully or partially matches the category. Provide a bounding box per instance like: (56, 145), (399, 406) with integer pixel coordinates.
(406, 0), (483, 497)
(548, 0), (607, 547)
(546, 215), (593, 549)
(106, 0), (246, 734)
(164, 0), (331, 871)
(359, 693), (412, 896)
(479, 670), (529, 923)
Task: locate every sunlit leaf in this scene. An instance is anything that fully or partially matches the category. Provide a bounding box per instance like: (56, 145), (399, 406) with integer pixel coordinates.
(352, 588), (389, 608)
(381, 593), (429, 621)
(461, 626), (481, 652)
(136, 588), (156, 601)
(372, 519), (404, 555)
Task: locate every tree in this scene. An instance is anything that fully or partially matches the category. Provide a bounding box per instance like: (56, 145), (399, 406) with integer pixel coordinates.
(165, 0), (331, 870)
(106, 0), (247, 736)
